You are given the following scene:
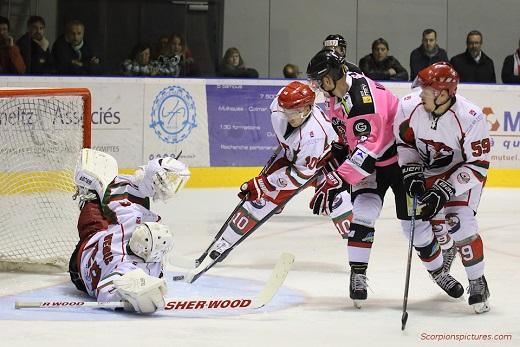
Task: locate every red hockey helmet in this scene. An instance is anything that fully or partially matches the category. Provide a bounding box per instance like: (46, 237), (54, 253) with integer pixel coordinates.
(412, 62), (459, 96)
(278, 81), (316, 110)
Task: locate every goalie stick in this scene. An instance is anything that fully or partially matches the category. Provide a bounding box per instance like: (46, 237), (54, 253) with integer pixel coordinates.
(182, 169), (321, 284)
(193, 145), (283, 267)
(401, 195), (418, 331)
(15, 252), (295, 311)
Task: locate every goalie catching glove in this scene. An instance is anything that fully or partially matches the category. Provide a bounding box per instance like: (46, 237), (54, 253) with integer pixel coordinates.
(135, 157), (191, 201)
(310, 171), (345, 215)
(112, 268), (167, 314)
(238, 175), (276, 201)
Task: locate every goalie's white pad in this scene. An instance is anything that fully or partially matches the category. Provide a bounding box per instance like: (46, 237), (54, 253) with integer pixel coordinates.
(134, 157), (191, 201)
(129, 222), (174, 262)
(74, 148), (118, 198)
(112, 269), (167, 314)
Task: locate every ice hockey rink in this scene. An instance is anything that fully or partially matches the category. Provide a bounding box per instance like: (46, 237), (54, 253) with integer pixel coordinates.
(0, 187), (518, 347)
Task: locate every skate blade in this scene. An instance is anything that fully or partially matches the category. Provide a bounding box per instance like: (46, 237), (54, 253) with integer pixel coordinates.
(472, 301), (490, 314)
(352, 300), (364, 309)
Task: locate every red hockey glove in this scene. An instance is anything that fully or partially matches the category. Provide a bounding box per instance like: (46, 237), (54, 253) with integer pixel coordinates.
(238, 175), (275, 201)
(309, 171), (345, 215)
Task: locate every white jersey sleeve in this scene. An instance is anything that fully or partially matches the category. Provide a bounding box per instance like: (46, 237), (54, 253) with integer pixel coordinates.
(394, 91), (423, 166)
(444, 96), (490, 195)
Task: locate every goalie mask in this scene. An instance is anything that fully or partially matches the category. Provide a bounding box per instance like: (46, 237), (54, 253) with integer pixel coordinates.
(134, 157), (191, 201)
(129, 222), (174, 263)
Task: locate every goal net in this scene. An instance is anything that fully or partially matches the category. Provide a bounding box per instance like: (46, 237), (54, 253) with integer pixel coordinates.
(0, 88), (91, 271)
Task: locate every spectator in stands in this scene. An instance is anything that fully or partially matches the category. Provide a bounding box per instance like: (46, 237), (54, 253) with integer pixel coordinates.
(283, 63), (300, 78)
(450, 30), (496, 83)
(409, 28), (449, 80)
(154, 35), (171, 59)
(121, 42), (160, 76)
(359, 38), (408, 81)
(323, 33), (362, 74)
(17, 15), (53, 75)
(217, 47), (258, 78)
(0, 16), (26, 74)
(169, 34), (199, 77)
(501, 38), (520, 84)
(52, 19), (102, 75)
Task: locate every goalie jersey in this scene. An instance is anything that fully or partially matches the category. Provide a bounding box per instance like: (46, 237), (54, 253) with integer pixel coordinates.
(71, 175), (164, 302)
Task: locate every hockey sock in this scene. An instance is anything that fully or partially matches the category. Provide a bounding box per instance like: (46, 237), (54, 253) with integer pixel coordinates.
(332, 210), (353, 239)
(414, 238), (442, 272)
(347, 223), (374, 266)
(229, 206), (260, 236)
(457, 234), (485, 280)
(431, 219), (454, 250)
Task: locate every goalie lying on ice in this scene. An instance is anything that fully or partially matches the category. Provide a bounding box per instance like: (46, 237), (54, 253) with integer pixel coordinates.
(69, 149), (190, 313)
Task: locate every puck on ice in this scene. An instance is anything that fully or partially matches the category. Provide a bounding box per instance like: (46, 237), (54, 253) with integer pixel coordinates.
(172, 275), (185, 281)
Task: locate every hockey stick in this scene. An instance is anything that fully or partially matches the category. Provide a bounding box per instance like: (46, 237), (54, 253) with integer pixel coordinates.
(15, 252), (294, 311)
(401, 195), (418, 331)
(193, 145), (283, 267)
(183, 169), (321, 284)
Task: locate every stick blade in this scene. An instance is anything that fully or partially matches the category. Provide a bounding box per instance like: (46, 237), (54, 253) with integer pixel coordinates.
(401, 312), (408, 330)
(252, 252), (295, 308)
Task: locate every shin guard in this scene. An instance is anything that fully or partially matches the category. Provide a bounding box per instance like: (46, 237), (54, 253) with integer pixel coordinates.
(347, 223), (374, 266)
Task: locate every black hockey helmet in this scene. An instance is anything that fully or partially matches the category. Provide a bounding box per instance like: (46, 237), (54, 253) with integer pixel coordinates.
(323, 34), (347, 50)
(306, 49), (345, 83)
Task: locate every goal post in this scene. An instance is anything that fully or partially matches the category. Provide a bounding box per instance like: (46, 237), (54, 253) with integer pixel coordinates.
(0, 88), (91, 271)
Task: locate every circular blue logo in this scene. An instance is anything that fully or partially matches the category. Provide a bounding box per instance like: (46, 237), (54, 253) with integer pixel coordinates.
(150, 86), (197, 144)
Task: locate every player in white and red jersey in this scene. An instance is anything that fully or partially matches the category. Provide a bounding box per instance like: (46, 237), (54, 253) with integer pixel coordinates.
(306, 50), (460, 307)
(69, 149), (190, 313)
(395, 62), (491, 313)
(197, 81), (353, 263)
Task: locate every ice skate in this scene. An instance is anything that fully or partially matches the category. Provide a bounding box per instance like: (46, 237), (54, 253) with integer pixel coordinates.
(468, 275), (490, 314)
(430, 268), (464, 298)
(441, 244), (457, 273)
(209, 239), (231, 261)
(349, 269), (368, 309)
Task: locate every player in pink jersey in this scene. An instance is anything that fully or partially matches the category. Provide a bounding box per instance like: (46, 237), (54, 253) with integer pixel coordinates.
(195, 81), (353, 265)
(69, 149), (190, 314)
(307, 50), (462, 307)
(395, 62), (491, 313)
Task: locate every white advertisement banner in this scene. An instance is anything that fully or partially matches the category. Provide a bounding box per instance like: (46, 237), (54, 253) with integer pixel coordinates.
(143, 79), (209, 166)
(2, 77), (144, 169)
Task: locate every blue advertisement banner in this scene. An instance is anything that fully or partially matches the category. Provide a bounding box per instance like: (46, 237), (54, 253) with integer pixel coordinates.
(207, 84), (280, 166)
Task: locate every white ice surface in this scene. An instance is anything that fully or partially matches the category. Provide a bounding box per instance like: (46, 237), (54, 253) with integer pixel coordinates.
(1, 187), (518, 347)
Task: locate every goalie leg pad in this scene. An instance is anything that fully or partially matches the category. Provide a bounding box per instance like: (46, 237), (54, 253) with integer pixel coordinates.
(112, 268), (167, 314)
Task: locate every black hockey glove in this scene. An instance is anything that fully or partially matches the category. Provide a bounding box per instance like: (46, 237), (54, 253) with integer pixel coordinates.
(402, 163), (425, 198)
(310, 171), (345, 215)
(419, 179), (455, 221)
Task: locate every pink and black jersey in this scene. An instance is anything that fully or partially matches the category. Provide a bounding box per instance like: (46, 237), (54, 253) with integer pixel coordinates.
(324, 72), (399, 185)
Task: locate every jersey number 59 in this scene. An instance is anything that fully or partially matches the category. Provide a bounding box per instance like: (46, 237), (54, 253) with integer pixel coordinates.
(470, 138), (490, 156)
